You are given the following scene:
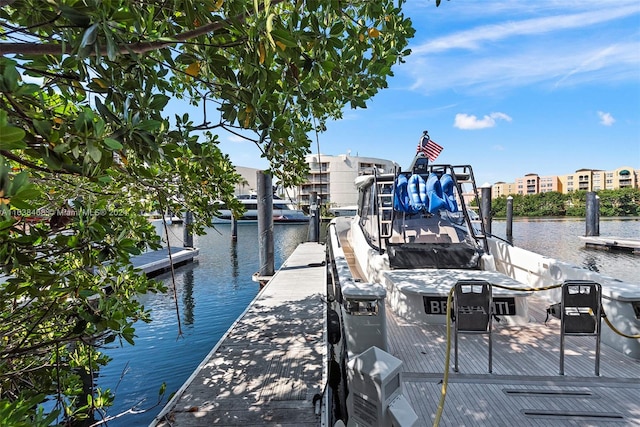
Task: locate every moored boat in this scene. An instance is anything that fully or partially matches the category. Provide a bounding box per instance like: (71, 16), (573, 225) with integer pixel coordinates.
(212, 194), (309, 224)
(324, 133), (640, 426)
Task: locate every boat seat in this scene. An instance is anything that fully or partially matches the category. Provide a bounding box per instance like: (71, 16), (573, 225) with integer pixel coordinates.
(414, 233), (452, 243)
(389, 216), (462, 244)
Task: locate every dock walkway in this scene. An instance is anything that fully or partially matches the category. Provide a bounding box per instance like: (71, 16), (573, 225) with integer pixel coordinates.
(579, 236), (640, 254)
(151, 242), (327, 427)
(131, 247), (199, 276)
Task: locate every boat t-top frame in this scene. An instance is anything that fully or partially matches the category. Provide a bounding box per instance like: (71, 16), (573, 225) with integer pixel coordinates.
(369, 152), (490, 255)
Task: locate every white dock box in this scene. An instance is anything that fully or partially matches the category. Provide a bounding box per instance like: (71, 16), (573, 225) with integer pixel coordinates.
(346, 346), (418, 427)
(341, 280), (387, 356)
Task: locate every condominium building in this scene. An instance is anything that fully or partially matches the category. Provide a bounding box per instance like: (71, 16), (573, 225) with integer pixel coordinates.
(299, 153), (399, 208)
(492, 166), (639, 198)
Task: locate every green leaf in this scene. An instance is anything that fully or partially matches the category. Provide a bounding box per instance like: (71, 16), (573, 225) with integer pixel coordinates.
(104, 24), (118, 61)
(80, 23), (99, 49)
(158, 382), (166, 396)
(149, 94), (170, 110)
(33, 119), (52, 137)
(87, 142), (102, 162)
(2, 61), (20, 92)
(270, 28), (299, 47)
(137, 120), (161, 132)
(103, 138), (123, 150)
(59, 5), (91, 27)
(330, 22), (345, 37)
(0, 126), (26, 148)
(15, 83), (40, 96)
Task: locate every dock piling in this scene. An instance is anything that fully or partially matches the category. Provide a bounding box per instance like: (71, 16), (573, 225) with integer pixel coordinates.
(257, 171), (274, 277)
(183, 211), (194, 248)
(480, 184), (492, 236)
(506, 196), (513, 243)
(307, 191), (319, 242)
(585, 192), (599, 236)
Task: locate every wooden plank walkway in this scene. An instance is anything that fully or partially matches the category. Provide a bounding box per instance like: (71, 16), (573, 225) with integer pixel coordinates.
(150, 242), (327, 427)
(388, 296), (640, 426)
(131, 247), (199, 277)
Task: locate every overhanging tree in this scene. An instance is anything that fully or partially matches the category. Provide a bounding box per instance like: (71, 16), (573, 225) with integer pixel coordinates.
(0, 0), (414, 424)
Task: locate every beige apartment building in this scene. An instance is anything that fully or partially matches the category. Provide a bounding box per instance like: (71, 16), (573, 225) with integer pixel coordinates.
(299, 153), (399, 208)
(492, 166), (639, 198)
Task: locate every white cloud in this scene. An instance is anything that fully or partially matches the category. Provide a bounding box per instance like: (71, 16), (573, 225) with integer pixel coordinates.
(404, 2), (640, 95)
(227, 134), (247, 143)
(597, 111), (616, 126)
(454, 112), (512, 130)
(412, 4), (640, 55)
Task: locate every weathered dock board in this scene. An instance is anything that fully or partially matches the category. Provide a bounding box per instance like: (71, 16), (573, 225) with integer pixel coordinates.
(131, 247), (199, 276)
(150, 242), (326, 427)
(579, 236), (640, 254)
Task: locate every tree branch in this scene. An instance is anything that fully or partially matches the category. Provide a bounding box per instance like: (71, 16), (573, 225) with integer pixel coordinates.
(0, 0), (285, 56)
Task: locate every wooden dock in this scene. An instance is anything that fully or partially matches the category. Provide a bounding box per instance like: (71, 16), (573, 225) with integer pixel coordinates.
(150, 242), (327, 427)
(130, 247), (199, 277)
(579, 236), (640, 254)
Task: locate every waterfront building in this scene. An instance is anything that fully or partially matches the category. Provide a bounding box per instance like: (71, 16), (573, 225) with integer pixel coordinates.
(299, 153), (399, 209)
(233, 166), (260, 195)
(492, 166), (639, 198)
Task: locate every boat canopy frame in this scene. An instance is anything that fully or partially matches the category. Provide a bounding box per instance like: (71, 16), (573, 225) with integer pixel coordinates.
(359, 154), (490, 256)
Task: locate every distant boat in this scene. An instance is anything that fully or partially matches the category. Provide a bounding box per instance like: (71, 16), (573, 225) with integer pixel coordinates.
(212, 194), (309, 224)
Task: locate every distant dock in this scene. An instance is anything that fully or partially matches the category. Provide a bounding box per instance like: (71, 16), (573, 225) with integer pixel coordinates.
(150, 242), (326, 426)
(579, 236), (640, 254)
(130, 247), (199, 276)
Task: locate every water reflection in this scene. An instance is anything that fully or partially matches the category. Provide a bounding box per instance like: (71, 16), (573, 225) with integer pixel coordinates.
(99, 223), (309, 426)
(182, 269), (195, 325)
(582, 254), (600, 273)
(230, 240), (239, 280)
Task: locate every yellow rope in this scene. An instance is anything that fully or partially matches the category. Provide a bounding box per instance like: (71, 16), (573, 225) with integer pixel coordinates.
(491, 283), (562, 292)
(432, 287), (454, 427)
(603, 315), (640, 339)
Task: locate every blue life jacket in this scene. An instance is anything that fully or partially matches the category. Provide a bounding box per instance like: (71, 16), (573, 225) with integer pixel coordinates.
(394, 174), (413, 213)
(426, 173), (447, 214)
(408, 174), (428, 212)
(440, 173), (459, 212)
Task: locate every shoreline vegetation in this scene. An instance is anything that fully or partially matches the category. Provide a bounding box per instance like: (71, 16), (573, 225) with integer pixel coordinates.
(488, 188), (640, 218)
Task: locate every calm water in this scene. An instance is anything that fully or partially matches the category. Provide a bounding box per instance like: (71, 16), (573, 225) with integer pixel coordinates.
(97, 224), (309, 426)
(97, 218), (638, 426)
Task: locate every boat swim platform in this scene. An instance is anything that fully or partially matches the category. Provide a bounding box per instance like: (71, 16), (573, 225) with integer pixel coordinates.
(390, 296), (640, 426)
(150, 242), (327, 427)
(579, 236), (640, 254)
(130, 247), (199, 277)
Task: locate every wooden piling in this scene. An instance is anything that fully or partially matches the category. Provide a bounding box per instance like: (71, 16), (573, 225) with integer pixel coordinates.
(585, 191), (599, 236)
(506, 196), (513, 243)
(257, 171), (274, 277)
(480, 185), (492, 236)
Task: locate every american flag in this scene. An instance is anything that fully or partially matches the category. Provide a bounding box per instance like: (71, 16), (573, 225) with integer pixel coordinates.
(416, 132), (443, 161)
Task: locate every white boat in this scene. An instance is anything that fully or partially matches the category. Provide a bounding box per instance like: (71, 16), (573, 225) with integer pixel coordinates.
(324, 146), (640, 426)
(212, 194), (309, 224)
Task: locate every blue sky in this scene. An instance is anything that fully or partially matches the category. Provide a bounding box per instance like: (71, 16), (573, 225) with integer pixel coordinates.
(218, 0), (640, 186)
